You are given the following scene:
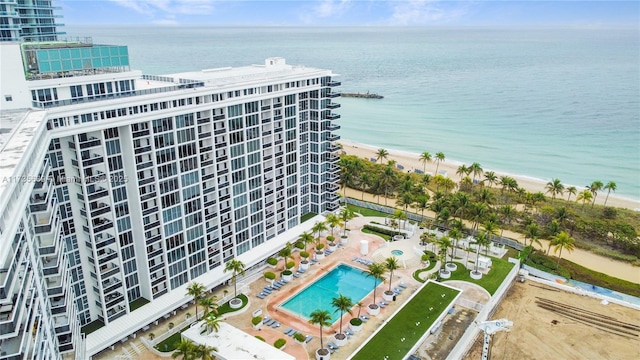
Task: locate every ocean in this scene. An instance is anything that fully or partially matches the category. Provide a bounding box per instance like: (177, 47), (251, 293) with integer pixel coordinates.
(65, 26), (640, 201)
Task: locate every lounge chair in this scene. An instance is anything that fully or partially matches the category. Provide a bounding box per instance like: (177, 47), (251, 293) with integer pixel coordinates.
(398, 283), (408, 289)
(266, 319), (276, 326)
(305, 335), (313, 343)
(345, 329), (354, 336)
(298, 268), (305, 273)
(257, 294), (265, 299)
(284, 328), (293, 335)
(263, 317), (271, 324)
(352, 256), (359, 261)
(293, 273), (300, 278)
(378, 302), (386, 308)
(360, 315), (370, 320)
(271, 321), (280, 328)
(328, 342), (339, 349)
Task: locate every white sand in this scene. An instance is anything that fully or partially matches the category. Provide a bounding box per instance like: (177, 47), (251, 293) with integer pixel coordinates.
(339, 139), (640, 211)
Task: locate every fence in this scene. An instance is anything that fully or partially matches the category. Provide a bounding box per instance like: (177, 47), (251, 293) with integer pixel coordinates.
(445, 258), (520, 360)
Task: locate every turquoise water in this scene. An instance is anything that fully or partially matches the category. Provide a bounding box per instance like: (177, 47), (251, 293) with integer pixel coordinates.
(66, 26), (640, 201)
(280, 264), (373, 322)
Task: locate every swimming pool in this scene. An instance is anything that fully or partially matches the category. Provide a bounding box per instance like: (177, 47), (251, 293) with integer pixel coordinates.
(280, 264), (374, 322)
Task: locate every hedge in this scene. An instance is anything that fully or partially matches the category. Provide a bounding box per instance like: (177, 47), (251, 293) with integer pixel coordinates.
(251, 316), (262, 326)
(267, 257), (278, 266)
(363, 224), (403, 237)
(264, 271), (276, 280)
(274, 338), (286, 349)
(294, 332), (306, 342)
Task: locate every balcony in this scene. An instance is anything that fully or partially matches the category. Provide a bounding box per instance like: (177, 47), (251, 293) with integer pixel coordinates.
(327, 80), (341, 87)
(327, 134), (341, 142)
(326, 123), (341, 131)
(79, 137), (101, 149)
(82, 154), (104, 167)
(327, 92), (341, 98)
(327, 102), (341, 109)
(326, 113), (341, 120)
(327, 144), (341, 152)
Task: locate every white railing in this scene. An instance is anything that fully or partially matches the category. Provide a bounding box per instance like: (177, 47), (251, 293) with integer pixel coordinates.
(445, 258), (520, 360)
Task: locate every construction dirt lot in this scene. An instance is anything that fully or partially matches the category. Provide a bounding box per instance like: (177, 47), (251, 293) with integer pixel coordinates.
(464, 281), (640, 360)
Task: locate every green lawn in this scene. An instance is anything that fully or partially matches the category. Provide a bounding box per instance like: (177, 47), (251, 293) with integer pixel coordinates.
(351, 282), (460, 360)
(129, 297), (150, 312)
(80, 319), (105, 335)
(300, 212), (317, 223)
(445, 257), (515, 295)
(346, 203), (390, 217)
(156, 294), (249, 352)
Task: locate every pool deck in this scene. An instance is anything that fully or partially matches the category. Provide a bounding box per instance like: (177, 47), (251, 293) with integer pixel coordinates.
(94, 215), (489, 360)
(241, 215), (431, 359)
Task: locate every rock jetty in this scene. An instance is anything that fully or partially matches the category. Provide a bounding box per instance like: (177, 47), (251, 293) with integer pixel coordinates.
(341, 92), (383, 99)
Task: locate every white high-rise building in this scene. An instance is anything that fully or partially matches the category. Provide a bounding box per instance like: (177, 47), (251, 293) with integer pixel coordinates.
(0, 19), (341, 360)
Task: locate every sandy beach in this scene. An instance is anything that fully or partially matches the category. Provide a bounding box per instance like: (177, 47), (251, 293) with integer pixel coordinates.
(339, 139), (640, 211)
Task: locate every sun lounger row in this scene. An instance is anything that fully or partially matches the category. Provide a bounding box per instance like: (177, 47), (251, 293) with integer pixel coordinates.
(352, 257), (373, 266)
(283, 328), (314, 343)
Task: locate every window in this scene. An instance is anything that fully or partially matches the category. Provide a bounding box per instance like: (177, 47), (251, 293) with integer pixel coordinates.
(4, 95), (12, 102)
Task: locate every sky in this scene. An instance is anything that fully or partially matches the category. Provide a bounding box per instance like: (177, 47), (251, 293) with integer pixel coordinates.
(58, 0), (639, 27)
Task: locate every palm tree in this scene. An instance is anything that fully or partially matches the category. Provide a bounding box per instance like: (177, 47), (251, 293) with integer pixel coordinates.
(565, 186), (577, 202)
(525, 223), (541, 249)
(434, 152), (445, 174)
(546, 219), (561, 255)
(483, 171), (498, 188)
(325, 213), (343, 238)
(481, 220), (498, 255)
(419, 151), (432, 173)
(603, 181), (617, 207)
(378, 166), (396, 206)
(223, 259), (246, 298)
(384, 257), (399, 292)
(576, 189), (593, 209)
(172, 338), (197, 360)
(587, 180), (603, 208)
(551, 231), (575, 270)
(309, 309), (332, 354)
(358, 172), (371, 200)
(414, 194), (431, 219)
(200, 313), (221, 335)
(195, 344), (218, 360)
(363, 262), (386, 306)
(278, 242), (293, 270)
(376, 148), (389, 164)
(448, 227), (463, 260)
(186, 282), (206, 320)
(298, 231), (314, 252)
(331, 294), (354, 337)
(437, 236), (452, 268)
(456, 164), (469, 178)
(472, 231), (490, 275)
(498, 205), (515, 238)
(420, 231), (436, 251)
(339, 208), (355, 236)
(355, 301), (364, 318)
(198, 296), (218, 318)
(545, 178), (564, 202)
(311, 220), (328, 246)
(470, 162), (483, 183)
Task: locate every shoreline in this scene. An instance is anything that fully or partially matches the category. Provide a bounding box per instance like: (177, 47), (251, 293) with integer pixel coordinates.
(339, 139), (640, 211)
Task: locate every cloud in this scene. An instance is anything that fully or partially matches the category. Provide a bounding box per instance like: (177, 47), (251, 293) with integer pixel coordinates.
(109, 0), (215, 18)
(313, 0), (351, 17)
(390, 0), (468, 25)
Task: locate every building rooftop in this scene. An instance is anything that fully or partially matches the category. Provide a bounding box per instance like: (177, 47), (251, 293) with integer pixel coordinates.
(0, 109), (48, 214)
(182, 322), (296, 360)
(168, 57), (337, 89)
